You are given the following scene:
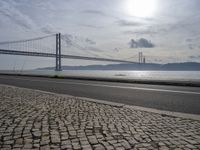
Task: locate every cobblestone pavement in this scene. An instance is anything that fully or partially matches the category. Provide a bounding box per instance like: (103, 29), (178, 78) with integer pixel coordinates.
(0, 85), (200, 150)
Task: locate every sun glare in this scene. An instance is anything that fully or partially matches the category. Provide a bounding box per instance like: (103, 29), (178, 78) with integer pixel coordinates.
(125, 0), (157, 18)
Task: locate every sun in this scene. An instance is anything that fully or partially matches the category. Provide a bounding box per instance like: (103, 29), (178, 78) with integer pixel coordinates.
(125, 0), (157, 18)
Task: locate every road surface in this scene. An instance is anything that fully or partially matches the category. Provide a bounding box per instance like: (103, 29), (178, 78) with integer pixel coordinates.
(0, 75), (200, 114)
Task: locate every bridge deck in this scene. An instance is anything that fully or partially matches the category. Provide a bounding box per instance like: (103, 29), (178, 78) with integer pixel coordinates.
(0, 49), (135, 63)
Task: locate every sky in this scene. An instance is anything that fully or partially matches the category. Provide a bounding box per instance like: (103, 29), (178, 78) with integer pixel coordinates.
(0, 0), (200, 69)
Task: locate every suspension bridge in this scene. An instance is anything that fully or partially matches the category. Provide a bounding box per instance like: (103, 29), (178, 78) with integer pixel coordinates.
(0, 33), (136, 71)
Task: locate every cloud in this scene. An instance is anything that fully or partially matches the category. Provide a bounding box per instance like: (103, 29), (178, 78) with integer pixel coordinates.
(116, 19), (142, 27)
(129, 38), (155, 48)
(113, 48), (120, 52)
(0, 0), (35, 30)
(79, 24), (103, 29)
(186, 38), (192, 42)
(188, 44), (194, 50)
(85, 38), (96, 45)
(61, 33), (97, 49)
(84, 46), (103, 52)
(40, 24), (56, 34)
(189, 55), (200, 59)
(81, 9), (118, 19)
(61, 34), (74, 47)
(124, 30), (157, 36)
(82, 10), (107, 17)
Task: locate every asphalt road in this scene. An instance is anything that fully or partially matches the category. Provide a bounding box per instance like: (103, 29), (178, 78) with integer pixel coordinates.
(0, 75), (200, 114)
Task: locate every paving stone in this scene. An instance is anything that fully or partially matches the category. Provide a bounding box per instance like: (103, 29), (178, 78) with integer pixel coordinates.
(0, 85), (200, 149)
(185, 144), (197, 149)
(88, 135), (99, 145)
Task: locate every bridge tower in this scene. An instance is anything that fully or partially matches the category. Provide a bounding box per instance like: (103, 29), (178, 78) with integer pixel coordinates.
(56, 33), (62, 71)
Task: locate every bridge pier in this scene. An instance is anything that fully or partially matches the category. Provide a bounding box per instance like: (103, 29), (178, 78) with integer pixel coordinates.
(55, 33), (62, 71)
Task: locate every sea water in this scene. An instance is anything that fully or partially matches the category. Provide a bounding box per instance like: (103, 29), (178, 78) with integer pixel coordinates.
(3, 70), (200, 82)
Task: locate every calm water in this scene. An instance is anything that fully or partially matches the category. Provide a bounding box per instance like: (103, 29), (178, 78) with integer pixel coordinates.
(2, 70), (200, 82)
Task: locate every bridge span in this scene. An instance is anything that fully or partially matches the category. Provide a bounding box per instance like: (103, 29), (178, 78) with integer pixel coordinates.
(0, 33), (136, 71)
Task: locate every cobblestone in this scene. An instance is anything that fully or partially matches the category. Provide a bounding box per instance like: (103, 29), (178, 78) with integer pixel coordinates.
(0, 85), (200, 149)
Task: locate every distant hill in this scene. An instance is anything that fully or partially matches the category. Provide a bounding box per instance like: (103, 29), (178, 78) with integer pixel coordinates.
(38, 62), (200, 71)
